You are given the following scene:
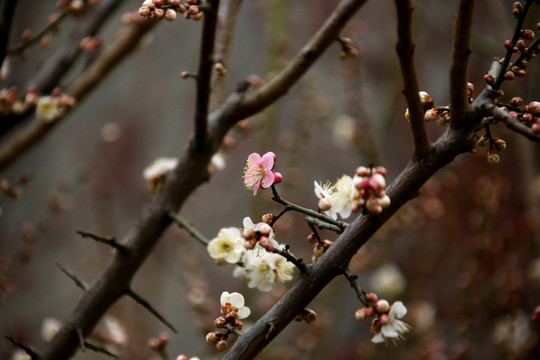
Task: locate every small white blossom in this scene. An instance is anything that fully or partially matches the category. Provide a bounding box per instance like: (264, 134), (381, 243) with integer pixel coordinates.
(369, 263), (406, 299)
(314, 181), (337, 219)
(143, 157), (178, 186)
(220, 291), (250, 319)
(207, 227), (244, 264)
(330, 174), (355, 219)
(36, 96), (64, 123)
(41, 317), (62, 341)
(372, 301), (411, 344)
(11, 349), (31, 360)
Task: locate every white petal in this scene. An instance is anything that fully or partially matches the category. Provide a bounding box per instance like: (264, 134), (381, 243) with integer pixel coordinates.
(243, 217), (254, 229)
(229, 292), (245, 307)
(237, 306), (251, 319)
(381, 324), (399, 339)
(220, 292), (230, 306)
(371, 333), (385, 343)
(390, 301), (407, 319)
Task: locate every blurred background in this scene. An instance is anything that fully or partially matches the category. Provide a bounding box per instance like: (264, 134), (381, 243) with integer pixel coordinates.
(1, 0), (539, 359)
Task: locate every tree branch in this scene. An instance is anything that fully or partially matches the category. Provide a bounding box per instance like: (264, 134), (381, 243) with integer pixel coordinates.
(194, 0), (220, 151)
(0, 19), (156, 172)
(394, 0), (431, 156)
(0, 0), (17, 66)
(449, 0), (475, 127)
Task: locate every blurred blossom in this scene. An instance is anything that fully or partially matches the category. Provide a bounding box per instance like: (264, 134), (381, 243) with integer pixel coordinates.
(530, 257), (540, 285)
(101, 122), (122, 143)
(209, 153), (226, 172)
(36, 96), (64, 123)
(369, 263), (406, 299)
(409, 301), (437, 333)
(492, 311), (532, 354)
(102, 316), (128, 346)
(41, 317), (62, 341)
(143, 157), (178, 188)
(11, 350), (30, 360)
(332, 114), (357, 147)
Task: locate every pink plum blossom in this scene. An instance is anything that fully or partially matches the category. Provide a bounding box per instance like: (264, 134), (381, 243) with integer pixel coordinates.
(243, 152), (280, 195)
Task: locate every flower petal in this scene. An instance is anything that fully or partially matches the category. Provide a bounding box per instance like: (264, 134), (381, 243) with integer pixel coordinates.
(260, 152), (275, 171)
(229, 292), (245, 307)
(220, 292), (230, 306)
(260, 171), (275, 189)
(237, 306), (251, 319)
(390, 301), (407, 319)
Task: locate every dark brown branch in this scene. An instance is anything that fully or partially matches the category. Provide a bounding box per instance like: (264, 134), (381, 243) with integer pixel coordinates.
(83, 341), (119, 358)
(394, 0), (431, 156)
(39, 1), (369, 358)
(194, 0), (220, 151)
(489, 107), (540, 143)
(77, 230), (128, 253)
(56, 262), (87, 290)
(0, 19), (156, 172)
(449, 0), (475, 127)
(0, 0), (17, 66)
(5, 336), (41, 360)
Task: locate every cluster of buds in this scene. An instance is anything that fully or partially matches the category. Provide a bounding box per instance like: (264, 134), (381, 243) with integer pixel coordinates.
(35, 87), (76, 123)
(477, 135), (506, 164)
(138, 0), (203, 22)
(148, 332), (170, 354)
(1, 176), (28, 200)
(206, 292), (250, 352)
(0, 85), (39, 116)
(499, 99), (540, 134)
(351, 166), (390, 215)
(294, 308), (318, 324)
(56, 0), (89, 16)
(337, 37), (359, 59)
(242, 217), (275, 252)
(355, 293), (411, 344)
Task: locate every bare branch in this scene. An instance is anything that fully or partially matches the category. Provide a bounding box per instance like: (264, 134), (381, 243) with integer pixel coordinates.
(169, 212), (210, 246)
(77, 230), (128, 253)
(449, 0), (475, 127)
(394, 0), (431, 156)
(0, 0), (17, 65)
(56, 262), (87, 291)
(194, 0), (220, 151)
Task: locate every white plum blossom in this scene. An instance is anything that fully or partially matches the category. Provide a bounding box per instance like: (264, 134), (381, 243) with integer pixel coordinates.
(371, 301), (411, 344)
(143, 157), (178, 187)
(41, 317), (62, 341)
(36, 96), (64, 123)
(207, 227), (244, 264)
(330, 174), (355, 219)
(220, 291), (250, 319)
(234, 245), (295, 292)
(314, 181), (338, 219)
(369, 263), (406, 299)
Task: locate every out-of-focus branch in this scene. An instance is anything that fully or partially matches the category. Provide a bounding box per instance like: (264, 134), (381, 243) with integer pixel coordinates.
(40, 2), (369, 358)
(449, 0), (475, 127)
(394, 0), (431, 156)
(0, 0), (17, 65)
(210, 0), (244, 111)
(0, 0), (125, 137)
(237, 0), (369, 117)
(194, 0), (220, 151)
(0, 19), (156, 172)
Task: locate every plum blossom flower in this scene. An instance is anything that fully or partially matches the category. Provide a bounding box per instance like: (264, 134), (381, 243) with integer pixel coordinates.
(143, 157), (178, 189)
(207, 227), (244, 264)
(314, 181), (337, 219)
(371, 301), (411, 344)
(331, 174), (354, 219)
(243, 152), (282, 195)
(36, 96), (64, 123)
(220, 291), (250, 319)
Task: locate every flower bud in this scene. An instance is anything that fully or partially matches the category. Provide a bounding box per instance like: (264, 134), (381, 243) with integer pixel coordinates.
(366, 198), (383, 214)
(379, 313), (390, 325)
(418, 91), (433, 107)
(322, 239), (333, 249)
(273, 171), (283, 184)
(216, 339), (228, 352)
(243, 228), (256, 240)
(510, 97), (523, 106)
(365, 293), (378, 303)
(494, 138), (506, 151)
(487, 150), (500, 164)
(424, 109), (438, 122)
(504, 71), (515, 81)
(477, 135), (488, 147)
(375, 299), (390, 313)
(355, 307), (369, 321)
(531, 123), (540, 134)
(257, 223), (272, 237)
(405, 108), (410, 121)
(370, 319), (381, 334)
(483, 74), (495, 85)
(526, 101), (540, 114)
(318, 197), (332, 211)
(307, 232), (318, 244)
(165, 9), (177, 21)
(214, 316), (226, 328)
(205, 331), (220, 345)
(304, 309), (317, 324)
(262, 213), (274, 224)
(356, 166), (370, 177)
(378, 194), (391, 209)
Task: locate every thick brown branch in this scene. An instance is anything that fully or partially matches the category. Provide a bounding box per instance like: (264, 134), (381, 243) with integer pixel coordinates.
(0, 19), (156, 172)
(194, 0), (220, 151)
(449, 0), (475, 127)
(394, 0), (431, 156)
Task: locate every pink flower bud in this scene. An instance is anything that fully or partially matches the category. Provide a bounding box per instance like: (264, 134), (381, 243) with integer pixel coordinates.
(379, 313), (390, 325)
(418, 91), (433, 107)
(378, 194), (391, 209)
(272, 171), (282, 184)
(510, 97), (523, 106)
(355, 307), (369, 321)
(487, 150), (500, 164)
(214, 316), (226, 328)
(504, 71), (515, 81)
(262, 213), (274, 224)
(424, 109), (438, 122)
(484, 74), (495, 85)
(257, 223), (272, 237)
(375, 299), (390, 313)
(318, 197), (332, 211)
(165, 9), (177, 21)
(216, 339), (228, 352)
(531, 123), (540, 134)
(365, 293), (378, 303)
(526, 101), (540, 114)
(206, 331), (220, 345)
(356, 166), (370, 177)
(243, 228), (256, 240)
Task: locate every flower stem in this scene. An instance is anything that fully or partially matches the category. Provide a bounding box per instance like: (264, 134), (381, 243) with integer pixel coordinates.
(342, 267), (370, 307)
(272, 246), (308, 273)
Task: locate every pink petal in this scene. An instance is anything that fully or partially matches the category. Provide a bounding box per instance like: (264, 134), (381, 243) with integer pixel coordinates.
(260, 152), (275, 171)
(247, 153), (262, 168)
(260, 171), (274, 189)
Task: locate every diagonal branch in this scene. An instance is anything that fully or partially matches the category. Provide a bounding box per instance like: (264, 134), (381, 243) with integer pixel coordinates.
(449, 0), (475, 127)
(0, 19), (156, 172)
(394, 0), (431, 156)
(0, 0), (17, 66)
(194, 0), (220, 151)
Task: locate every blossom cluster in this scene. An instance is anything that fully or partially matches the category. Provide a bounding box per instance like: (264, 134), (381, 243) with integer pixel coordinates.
(138, 0), (204, 22)
(206, 291), (250, 352)
(207, 217), (295, 292)
(315, 165), (390, 218)
(355, 293), (411, 344)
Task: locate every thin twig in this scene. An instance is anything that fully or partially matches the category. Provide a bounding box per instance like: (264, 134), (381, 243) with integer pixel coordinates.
(84, 341), (119, 358)
(77, 230), (128, 253)
(5, 336), (41, 360)
(8, 12), (68, 56)
(56, 262), (87, 290)
(342, 267), (370, 306)
(272, 247), (307, 273)
(394, 0), (431, 156)
(449, 0), (476, 127)
(0, 0), (18, 65)
(125, 288), (178, 333)
(169, 212), (210, 246)
(194, 0), (221, 151)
